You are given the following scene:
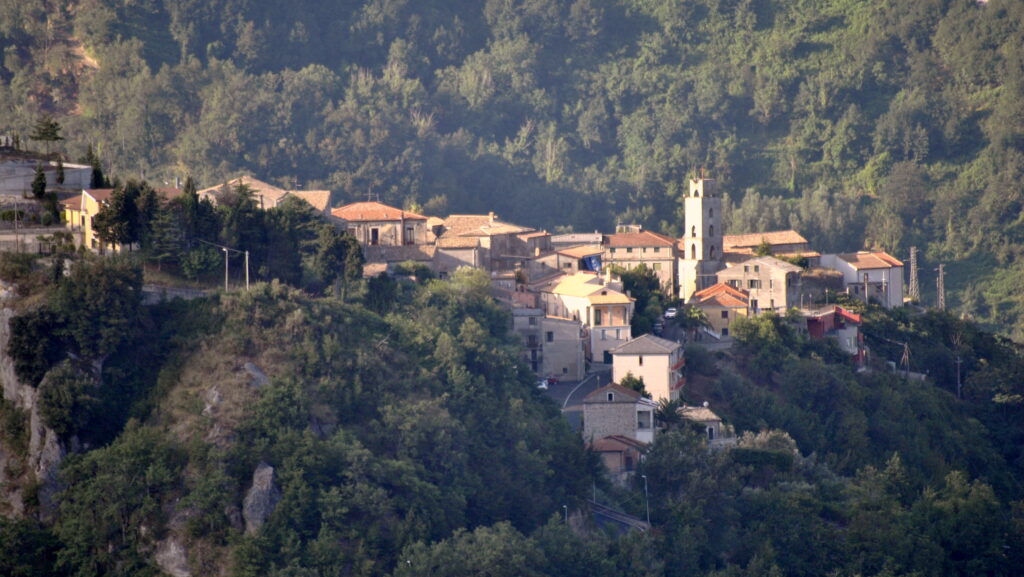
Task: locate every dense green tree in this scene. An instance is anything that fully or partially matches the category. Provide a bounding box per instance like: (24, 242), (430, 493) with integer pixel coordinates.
(28, 115), (63, 155)
(31, 162), (46, 199)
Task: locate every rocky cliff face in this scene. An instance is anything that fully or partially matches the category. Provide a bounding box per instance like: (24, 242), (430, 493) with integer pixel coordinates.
(0, 300), (65, 520)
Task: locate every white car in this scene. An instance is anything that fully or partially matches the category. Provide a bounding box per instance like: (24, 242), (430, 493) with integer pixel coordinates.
(536, 379), (549, 390)
(664, 307), (678, 319)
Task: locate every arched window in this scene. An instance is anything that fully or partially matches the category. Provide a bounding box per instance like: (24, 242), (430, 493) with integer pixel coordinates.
(709, 207), (714, 218)
(710, 245), (716, 259)
(691, 225), (696, 238)
(691, 244), (697, 259)
(709, 225), (714, 237)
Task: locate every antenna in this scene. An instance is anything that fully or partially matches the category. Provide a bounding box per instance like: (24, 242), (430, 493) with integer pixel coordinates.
(936, 263), (946, 310)
(909, 247), (920, 302)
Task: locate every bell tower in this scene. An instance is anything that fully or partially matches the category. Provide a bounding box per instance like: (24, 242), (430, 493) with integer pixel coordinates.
(678, 177), (723, 301)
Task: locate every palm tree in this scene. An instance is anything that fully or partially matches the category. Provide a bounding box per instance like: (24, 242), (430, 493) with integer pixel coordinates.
(677, 305), (711, 342)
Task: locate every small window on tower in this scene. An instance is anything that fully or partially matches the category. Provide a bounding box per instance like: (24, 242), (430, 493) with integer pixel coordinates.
(691, 244), (697, 259)
(691, 225), (696, 238)
(709, 225), (714, 237)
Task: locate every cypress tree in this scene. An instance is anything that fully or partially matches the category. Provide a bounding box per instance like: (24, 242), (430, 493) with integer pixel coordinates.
(32, 163), (46, 199)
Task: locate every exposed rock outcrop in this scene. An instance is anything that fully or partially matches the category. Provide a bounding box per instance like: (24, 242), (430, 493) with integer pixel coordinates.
(242, 461), (280, 534)
(0, 306), (65, 520)
(155, 536), (192, 577)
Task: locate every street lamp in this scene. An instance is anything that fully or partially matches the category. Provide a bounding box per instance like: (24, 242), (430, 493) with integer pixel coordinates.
(641, 474), (650, 524)
(562, 504), (568, 523)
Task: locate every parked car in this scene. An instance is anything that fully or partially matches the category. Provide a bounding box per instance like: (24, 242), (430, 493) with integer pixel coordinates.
(546, 375), (560, 385)
(536, 379), (549, 390)
(664, 307), (678, 319)
(653, 321), (664, 335)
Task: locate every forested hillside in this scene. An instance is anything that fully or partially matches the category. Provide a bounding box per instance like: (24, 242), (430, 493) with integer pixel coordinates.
(2, 0), (1024, 334)
(1, 254), (1022, 576)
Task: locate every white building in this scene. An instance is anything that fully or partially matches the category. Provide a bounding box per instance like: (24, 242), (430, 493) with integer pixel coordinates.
(819, 251), (904, 308)
(611, 333), (685, 403)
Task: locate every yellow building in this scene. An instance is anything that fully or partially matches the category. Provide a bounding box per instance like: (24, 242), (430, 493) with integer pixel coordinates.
(63, 187), (182, 253)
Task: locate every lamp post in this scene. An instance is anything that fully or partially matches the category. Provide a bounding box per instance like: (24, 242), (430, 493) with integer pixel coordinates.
(562, 504), (568, 523)
(222, 247), (229, 292)
(641, 474), (650, 524)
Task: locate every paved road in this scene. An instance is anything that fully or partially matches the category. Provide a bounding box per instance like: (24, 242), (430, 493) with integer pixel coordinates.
(543, 366), (611, 431)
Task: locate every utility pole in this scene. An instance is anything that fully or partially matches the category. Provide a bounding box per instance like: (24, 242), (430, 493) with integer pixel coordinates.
(936, 263), (946, 311)
(863, 272), (870, 305)
(245, 250), (250, 291)
(223, 247), (229, 292)
(909, 246), (920, 302)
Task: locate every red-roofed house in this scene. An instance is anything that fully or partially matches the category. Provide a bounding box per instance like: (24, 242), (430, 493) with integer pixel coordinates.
(692, 283), (750, 338)
(820, 251), (904, 308)
(798, 305), (864, 362)
(330, 201), (430, 247)
(603, 226), (679, 293)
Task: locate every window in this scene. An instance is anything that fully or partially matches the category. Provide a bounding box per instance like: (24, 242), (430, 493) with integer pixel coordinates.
(691, 225), (696, 237)
(607, 392), (614, 402)
(610, 247), (616, 253)
(528, 316), (537, 326)
(370, 228), (380, 245)
(710, 245), (716, 258)
(748, 279), (761, 289)
(642, 247), (647, 253)
(721, 310), (729, 319)
(754, 265), (760, 273)
(626, 247), (633, 253)
(770, 299), (775, 309)
(751, 299), (759, 311)
(722, 327), (729, 336)
(709, 225), (714, 237)
(615, 329), (621, 339)
(743, 265), (749, 273)
(653, 262), (661, 270)
(546, 331), (554, 343)
(709, 207), (714, 218)
(654, 247), (660, 253)
(404, 226), (415, 245)
(691, 244), (697, 259)
(527, 335), (538, 347)
(601, 329), (607, 340)
(639, 355), (644, 366)
(769, 279), (774, 289)
(594, 309), (602, 325)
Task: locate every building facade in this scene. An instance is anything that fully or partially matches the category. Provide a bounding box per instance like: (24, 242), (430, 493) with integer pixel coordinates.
(716, 256), (802, 314)
(678, 177), (723, 301)
(611, 334), (685, 402)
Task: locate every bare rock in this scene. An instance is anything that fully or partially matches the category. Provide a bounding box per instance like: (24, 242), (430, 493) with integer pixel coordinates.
(243, 362), (269, 389)
(155, 536), (192, 577)
(202, 387), (221, 416)
(242, 462), (280, 534)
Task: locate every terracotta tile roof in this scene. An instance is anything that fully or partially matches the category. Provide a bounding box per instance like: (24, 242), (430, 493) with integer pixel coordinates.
(198, 176), (289, 205)
(289, 190), (331, 212)
(442, 214), (534, 237)
(61, 194), (83, 211)
(590, 435), (648, 451)
(694, 283), (749, 308)
(678, 405), (721, 422)
(722, 230), (808, 251)
(558, 244), (604, 258)
(604, 230), (676, 248)
(85, 188), (115, 203)
(837, 251), (904, 269)
(332, 201), (427, 222)
(588, 292), (634, 305)
(584, 383), (644, 403)
(611, 334), (680, 355)
(437, 237), (481, 249)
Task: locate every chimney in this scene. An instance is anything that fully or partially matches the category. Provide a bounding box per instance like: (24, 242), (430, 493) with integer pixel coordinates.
(488, 211), (496, 224)
(604, 267), (611, 284)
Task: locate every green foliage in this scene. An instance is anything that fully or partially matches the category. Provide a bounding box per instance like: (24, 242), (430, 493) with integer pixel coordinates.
(37, 361), (100, 439)
(0, 518), (67, 577)
(619, 371), (648, 397)
(50, 257), (143, 360)
(31, 162), (46, 199)
(55, 423), (183, 577)
(7, 307), (64, 386)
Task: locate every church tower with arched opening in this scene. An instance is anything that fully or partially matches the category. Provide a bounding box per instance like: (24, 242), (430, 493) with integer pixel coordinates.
(678, 176), (723, 301)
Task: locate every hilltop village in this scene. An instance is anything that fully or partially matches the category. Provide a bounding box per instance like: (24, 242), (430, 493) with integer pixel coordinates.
(0, 155), (908, 482)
